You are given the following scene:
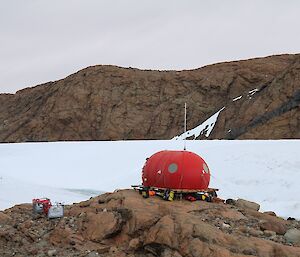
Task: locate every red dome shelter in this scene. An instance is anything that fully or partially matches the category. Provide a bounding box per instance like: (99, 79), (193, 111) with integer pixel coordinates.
(142, 150), (210, 190)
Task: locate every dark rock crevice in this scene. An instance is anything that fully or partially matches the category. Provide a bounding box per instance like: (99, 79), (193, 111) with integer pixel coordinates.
(227, 89), (300, 139)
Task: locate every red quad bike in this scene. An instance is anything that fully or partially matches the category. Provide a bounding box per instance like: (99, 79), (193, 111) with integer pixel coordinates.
(32, 198), (64, 219)
(32, 198), (52, 216)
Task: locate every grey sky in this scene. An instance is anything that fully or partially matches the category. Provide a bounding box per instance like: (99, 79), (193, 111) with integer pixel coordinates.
(1, 0), (300, 93)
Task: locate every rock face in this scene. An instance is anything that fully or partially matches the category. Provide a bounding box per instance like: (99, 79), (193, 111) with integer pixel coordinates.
(0, 54), (299, 142)
(1, 190), (300, 257)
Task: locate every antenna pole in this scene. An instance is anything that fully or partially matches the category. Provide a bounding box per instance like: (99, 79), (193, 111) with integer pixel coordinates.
(184, 102), (187, 150)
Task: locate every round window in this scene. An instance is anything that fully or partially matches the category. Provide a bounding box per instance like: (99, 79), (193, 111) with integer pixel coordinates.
(168, 163), (178, 173)
(203, 163), (209, 174)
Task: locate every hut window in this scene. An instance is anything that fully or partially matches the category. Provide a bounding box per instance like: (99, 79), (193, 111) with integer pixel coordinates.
(203, 163), (209, 174)
(168, 163), (178, 173)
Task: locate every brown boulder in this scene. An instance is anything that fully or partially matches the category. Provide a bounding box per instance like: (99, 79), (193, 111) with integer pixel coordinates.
(49, 227), (73, 245)
(144, 215), (179, 249)
(248, 228), (264, 237)
(161, 248), (183, 257)
(260, 220), (287, 235)
(284, 229), (300, 245)
(188, 238), (232, 257)
(236, 199), (260, 211)
(263, 230), (276, 237)
(264, 211), (277, 217)
(82, 211), (122, 242)
(219, 208), (247, 220)
(0, 212), (11, 224)
(128, 238), (140, 251)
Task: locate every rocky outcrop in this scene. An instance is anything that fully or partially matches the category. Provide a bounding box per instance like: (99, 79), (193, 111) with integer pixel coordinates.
(0, 54), (299, 142)
(285, 229), (300, 244)
(235, 198), (260, 211)
(211, 55), (300, 139)
(0, 190), (300, 257)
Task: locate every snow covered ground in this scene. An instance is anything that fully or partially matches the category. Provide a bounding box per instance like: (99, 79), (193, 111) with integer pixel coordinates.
(0, 140), (299, 218)
(0, 176), (101, 210)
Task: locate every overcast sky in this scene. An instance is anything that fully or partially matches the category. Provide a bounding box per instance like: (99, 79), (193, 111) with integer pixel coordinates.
(1, 0), (300, 93)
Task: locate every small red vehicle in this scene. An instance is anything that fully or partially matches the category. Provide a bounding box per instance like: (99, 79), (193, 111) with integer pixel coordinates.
(32, 198), (52, 215)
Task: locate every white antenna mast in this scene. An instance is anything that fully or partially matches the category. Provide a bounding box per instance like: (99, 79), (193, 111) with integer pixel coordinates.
(184, 102), (187, 150)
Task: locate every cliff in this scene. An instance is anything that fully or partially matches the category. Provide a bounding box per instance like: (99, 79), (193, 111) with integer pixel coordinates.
(0, 54), (299, 142)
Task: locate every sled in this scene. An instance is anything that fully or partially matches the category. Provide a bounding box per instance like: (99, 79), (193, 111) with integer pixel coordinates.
(131, 185), (221, 202)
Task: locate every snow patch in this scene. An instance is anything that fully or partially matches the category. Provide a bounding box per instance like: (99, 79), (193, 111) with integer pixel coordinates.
(232, 95), (242, 102)
(248, 88), (259, 96)
(173, 107), (225, 140)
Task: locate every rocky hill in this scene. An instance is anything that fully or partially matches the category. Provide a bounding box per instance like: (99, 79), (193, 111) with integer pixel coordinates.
(1, 190), (300, 257)
(0, 54), (299, 142)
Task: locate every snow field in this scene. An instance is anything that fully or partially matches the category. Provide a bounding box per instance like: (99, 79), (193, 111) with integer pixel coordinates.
(0, 140), (299, 218)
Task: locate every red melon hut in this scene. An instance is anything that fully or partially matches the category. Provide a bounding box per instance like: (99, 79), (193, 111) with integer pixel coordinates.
(142, 150), (210, 191)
